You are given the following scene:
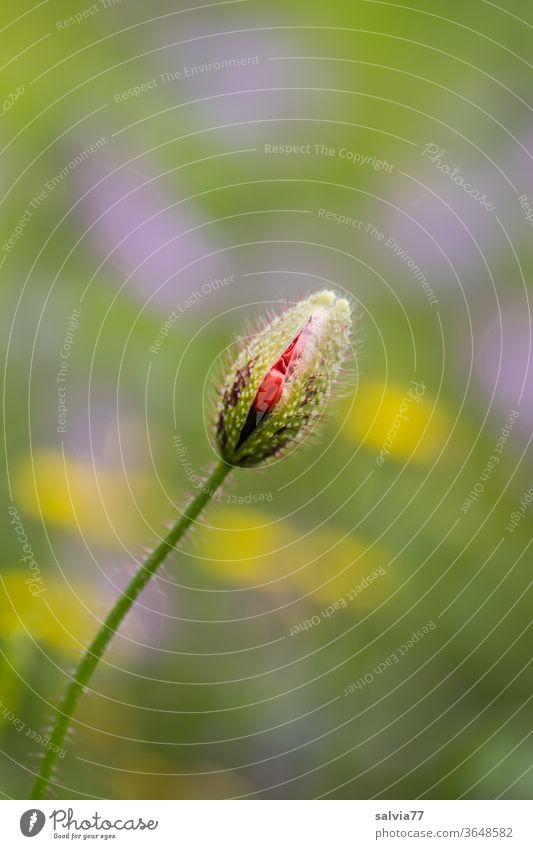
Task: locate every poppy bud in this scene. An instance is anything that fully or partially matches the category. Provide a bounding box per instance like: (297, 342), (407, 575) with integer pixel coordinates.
(215, 290), (352, 467)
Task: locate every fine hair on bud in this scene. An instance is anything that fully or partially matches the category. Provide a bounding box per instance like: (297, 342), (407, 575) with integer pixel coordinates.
(215, 291), (353, 467)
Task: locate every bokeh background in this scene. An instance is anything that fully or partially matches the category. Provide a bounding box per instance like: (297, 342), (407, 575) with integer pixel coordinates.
(1, 0), (532, 800)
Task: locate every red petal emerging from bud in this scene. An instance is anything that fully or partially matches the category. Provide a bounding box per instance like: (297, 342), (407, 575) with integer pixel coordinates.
(216, 290), (352, 467)
(236, 320), (311, 448)
(254, 319), (311, 414)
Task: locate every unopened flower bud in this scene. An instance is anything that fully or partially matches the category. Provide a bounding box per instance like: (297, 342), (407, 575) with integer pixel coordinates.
(215, 290), (352, 467)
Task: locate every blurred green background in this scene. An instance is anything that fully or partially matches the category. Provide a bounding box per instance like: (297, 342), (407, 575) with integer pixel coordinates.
(1, 0), (532, 799)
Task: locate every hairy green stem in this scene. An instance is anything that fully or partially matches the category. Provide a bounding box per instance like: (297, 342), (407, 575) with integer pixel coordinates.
(30, 459), (232, 800)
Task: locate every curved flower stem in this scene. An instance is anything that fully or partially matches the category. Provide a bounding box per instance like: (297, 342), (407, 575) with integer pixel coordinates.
(30, 459), (232, 800)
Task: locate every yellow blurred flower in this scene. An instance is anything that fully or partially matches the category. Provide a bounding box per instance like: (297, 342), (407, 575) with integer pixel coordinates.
(198, 508), (293, 591)
(13, 450), (157, 546)
(292, 526), (390, 610)
(0, 571), (98, 655)
(198, 508), (393, 611)
(342, 379), (453, 463)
